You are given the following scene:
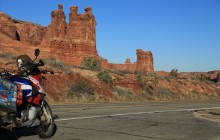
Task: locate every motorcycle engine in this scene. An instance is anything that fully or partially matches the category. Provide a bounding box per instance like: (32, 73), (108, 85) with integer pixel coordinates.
(21, 109), (28, 121)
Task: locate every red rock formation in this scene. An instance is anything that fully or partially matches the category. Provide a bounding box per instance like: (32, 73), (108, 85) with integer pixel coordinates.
(110, 63), (136, 72)
(0, 12), (47, 46)
(135, 49), (154, 73)
(67, 6), (96, 42)
(0, 13), (17, 40)
(46, 4), (97, 64)
(42, 4), (67, 42)
(107, 51), (154, 73)
(0, 4), (154, 73)
(125, 58), (131, 64)
(14, 21), (47, 46)
(217, 73), (220, 83)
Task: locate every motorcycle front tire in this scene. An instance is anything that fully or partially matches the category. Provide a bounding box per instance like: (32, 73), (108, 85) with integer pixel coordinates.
(35, 101), (56, 139)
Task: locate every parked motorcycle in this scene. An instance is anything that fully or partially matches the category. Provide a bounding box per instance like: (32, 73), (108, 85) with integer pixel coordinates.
(0, 49), (56, 138)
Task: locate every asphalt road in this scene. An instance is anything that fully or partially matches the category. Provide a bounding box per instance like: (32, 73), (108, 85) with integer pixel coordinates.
(1, 100), (220, 140)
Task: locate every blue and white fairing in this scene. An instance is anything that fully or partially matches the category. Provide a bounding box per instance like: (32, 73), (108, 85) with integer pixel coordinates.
(6, 76), (32, 100)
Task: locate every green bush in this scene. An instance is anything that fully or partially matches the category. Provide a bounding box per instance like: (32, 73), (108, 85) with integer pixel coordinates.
(0, 52), (16, 59)
(67, 80), (95, 97)
(170, 68), (179, 77)
(43, 58), (72, 73)
(98, 70), (113, 85)
(112, 69), (133, 76)
(164, 76), (172, 83)
(136, 75), (146, 89)
(113, 87), (135, 101)
(81, 57), (102, 71)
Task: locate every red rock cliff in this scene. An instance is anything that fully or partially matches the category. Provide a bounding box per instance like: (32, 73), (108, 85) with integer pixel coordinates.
(0, 12), (17, 40)
(0, 12), (47, 46)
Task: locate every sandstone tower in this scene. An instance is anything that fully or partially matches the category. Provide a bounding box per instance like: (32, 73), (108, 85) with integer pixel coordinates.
(135, 49), (154, 72)
(42, 4), (97, 59)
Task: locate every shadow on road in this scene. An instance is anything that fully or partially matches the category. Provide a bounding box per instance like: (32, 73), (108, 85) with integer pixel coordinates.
(0, 127), (37, 140)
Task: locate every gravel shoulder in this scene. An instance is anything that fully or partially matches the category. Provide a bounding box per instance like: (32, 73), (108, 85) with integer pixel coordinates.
(193, 108), (220, 124)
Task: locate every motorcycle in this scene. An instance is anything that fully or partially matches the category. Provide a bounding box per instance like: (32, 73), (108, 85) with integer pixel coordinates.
(0, 49), (56, 138)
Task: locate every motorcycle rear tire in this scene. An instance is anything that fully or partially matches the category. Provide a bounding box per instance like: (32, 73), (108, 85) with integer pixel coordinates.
(35, 101), (56, 139)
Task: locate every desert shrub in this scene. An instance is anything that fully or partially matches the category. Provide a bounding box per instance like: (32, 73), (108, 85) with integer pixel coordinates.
(113, 87), (135, 101)
(134, 70), (147, 75)
(136, 74), (146, 89)
(147, 72), (160, 79)
(81, 57), (102, 71)
(158, 86), (172, 96)
(112, 69), (125, 76)
(43, 58), (72, 73)
(0, 52), (16, 59)
(164, 76), (172, 83)
(198, 74), (209, 81)
(67, 80), (95, 97)
(178, 80), (183, 84)
(98, 70), (113, 85)
(136, 73), (159, 95)
(157, 86), (179, 100)
(196, 74), (214, 84)
(113, 69), (133, 76)
(170, 68), (179, 77)
(145, 86), (154, 95)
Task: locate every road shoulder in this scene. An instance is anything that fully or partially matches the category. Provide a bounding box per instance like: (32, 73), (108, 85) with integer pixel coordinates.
(193, 108), (220, 124)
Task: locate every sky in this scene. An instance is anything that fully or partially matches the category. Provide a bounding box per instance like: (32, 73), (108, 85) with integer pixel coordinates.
(0, 0), (220, 72)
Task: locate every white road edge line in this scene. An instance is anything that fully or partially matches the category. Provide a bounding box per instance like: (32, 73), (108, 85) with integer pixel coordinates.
(55, 106), (220, 122)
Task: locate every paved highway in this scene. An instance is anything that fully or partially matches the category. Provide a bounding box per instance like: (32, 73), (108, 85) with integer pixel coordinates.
(1, 100), (220, 140)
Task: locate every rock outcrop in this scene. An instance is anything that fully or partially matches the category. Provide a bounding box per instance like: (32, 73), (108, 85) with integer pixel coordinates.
(107, 50), (154, 73)
(0, 12), (47, 46)
(135, 49), (154, 72)
(0, 12), (18, 40)
(0, 4), (154, 73)
(43, 4), (67, 41)
(14, 20), (47, 46)
(44, 4), (98, 65)
(217, 73), (220, 83)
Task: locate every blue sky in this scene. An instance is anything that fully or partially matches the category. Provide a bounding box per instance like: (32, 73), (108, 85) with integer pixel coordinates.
(0, 0), (220, 72)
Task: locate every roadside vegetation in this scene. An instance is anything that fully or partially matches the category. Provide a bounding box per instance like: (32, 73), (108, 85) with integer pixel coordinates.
(97, 70), (113, 86)
(42, 58), (73, 74)
(81, 56), (102, 71)
(65, 80), (97, 103)
(0, 52), (16, 60)
(43, 57), (220, 104)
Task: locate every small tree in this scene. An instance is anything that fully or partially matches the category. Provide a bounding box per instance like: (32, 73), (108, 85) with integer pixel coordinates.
(170, 68), (179, 77)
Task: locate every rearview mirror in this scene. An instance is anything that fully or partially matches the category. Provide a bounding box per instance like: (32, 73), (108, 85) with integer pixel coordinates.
(34, 49), (40, 57)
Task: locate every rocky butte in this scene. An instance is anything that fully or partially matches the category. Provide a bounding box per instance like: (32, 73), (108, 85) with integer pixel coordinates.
(0, 4), (154, 73)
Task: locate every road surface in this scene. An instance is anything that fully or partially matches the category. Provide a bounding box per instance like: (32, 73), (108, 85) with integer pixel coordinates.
(1, 100), (220, 140)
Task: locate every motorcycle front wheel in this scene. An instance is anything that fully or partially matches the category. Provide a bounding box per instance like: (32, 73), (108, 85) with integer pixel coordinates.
(35, 101), (56, 139)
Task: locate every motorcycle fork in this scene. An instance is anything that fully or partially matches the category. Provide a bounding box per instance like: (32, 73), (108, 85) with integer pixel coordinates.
(42, 106), (51, 124)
